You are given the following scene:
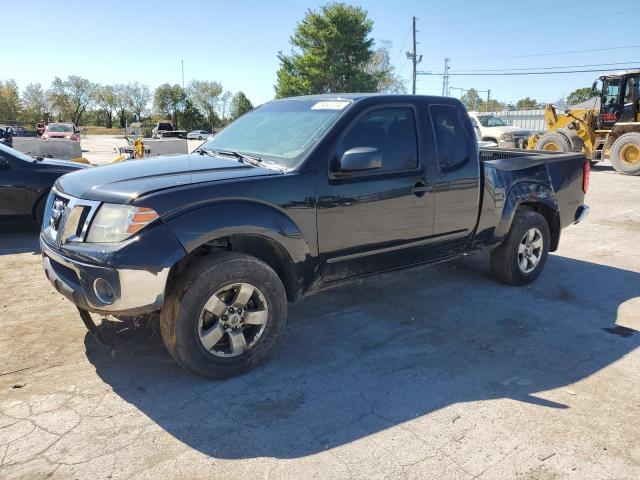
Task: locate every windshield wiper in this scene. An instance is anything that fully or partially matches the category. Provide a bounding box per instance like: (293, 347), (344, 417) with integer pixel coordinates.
(197, 148), (262, 167)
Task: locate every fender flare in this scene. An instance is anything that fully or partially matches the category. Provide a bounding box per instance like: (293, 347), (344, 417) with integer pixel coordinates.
(164, 200), (313, 297)
(494, 181), (560, 247)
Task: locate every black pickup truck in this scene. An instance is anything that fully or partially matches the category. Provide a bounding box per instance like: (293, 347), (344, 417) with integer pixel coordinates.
(40, 94), (589, 378)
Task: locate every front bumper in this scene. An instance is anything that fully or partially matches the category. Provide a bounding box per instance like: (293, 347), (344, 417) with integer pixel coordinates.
(498, 137), (529, 149)
(41, 237), (169, 315)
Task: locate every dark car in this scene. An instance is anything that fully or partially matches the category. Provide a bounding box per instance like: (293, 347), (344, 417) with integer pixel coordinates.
(40, 94), (589, 379)
(0, 142), (87, 225)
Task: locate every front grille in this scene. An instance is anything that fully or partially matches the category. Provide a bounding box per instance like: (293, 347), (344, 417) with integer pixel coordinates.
(43, 189), (101, 245)
(49, 194), (69, 232)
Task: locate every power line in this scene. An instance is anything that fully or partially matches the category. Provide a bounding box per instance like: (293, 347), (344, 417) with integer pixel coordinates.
(424, 9), (638, 33)
(419, 1), (546, 20)
(473, 44), (640, 61)
(451, 61), (640, 73)
(418, 67), (640, 76)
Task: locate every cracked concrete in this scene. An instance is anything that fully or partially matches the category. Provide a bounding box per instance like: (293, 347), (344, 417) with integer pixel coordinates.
(1, 164), (639, 479)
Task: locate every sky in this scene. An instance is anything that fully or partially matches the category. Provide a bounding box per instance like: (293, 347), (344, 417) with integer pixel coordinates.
(5, 0), (640, 107)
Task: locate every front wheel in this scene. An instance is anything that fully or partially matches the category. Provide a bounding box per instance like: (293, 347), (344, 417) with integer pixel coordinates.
(160, 252), (287, 379)
(490, 210), (550, 285)
(535, 132), (571, 152)
(610, 132), (640, 175)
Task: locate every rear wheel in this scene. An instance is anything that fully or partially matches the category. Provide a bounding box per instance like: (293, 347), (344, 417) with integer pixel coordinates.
(160, 252), (287, 379)
(535, 132), (571, 152)
(610, 133), (640, 175)
(490, 210), (550, 286)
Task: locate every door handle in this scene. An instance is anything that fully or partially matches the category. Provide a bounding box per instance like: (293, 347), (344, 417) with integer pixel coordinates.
(411, 181), (428, 197)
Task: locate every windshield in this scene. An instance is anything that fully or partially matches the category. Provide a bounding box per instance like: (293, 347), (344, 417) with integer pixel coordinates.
(477, 115), (508, 127)
(199, 98), (351, 169)
(602, 77), (621, 115)
(46, 124), (73, 132)
(0, 141), (36, 162)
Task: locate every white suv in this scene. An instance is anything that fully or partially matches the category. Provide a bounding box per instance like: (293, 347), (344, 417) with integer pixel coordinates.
(468, 112), (530, 148)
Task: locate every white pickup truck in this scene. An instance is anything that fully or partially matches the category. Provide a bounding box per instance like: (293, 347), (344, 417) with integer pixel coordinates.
(468, 112), (531, 149)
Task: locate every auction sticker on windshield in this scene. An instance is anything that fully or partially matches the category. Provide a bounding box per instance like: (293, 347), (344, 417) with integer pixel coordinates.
(311, 101), (350, 110)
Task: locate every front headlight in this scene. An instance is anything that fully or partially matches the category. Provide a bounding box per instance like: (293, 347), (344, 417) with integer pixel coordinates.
(501, 133), (514, 141)
(86, 203), (159, 243)
(65, 135), (71, 139)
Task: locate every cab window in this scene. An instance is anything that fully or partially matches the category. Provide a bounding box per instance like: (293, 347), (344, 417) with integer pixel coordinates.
(429, 104), (469, 170)
(340, 107), (418, 172)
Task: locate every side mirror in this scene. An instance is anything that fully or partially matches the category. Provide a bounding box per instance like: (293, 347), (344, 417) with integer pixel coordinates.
(338, 147), (382, 173)
(0, 157), (10, 170)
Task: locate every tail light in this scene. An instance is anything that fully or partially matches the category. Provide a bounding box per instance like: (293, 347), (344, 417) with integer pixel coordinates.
(582, 160), (590, 193)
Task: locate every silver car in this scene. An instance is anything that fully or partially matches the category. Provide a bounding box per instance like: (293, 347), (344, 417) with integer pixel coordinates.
(186, 130), (211, 140)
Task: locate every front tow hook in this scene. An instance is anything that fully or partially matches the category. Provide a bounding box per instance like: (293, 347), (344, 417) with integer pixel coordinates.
(77, 308), (115, 350)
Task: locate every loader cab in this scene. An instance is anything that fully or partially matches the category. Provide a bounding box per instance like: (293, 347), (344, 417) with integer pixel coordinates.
(597, 72), (640, 129)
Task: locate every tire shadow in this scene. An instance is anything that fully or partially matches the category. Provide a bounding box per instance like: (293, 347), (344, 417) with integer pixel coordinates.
(85, 252), (639, 460)
(0, 223), (40, 255)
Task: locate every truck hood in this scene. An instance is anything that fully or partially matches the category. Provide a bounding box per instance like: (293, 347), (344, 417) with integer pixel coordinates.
(482, 125), (530, 136)
(55, 153), (281, 203)
(39, 158), (88, 170)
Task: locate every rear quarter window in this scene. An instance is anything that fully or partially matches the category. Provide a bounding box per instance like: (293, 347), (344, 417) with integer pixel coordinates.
(429, 104), (470, 170)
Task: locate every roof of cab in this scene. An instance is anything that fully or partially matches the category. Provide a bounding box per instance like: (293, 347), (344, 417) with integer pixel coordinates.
(273, 93), (461, 103)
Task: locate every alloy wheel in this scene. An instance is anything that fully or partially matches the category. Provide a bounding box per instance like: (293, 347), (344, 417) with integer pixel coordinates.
(198, 283), (269, 357)
(518, 227), (543, 274)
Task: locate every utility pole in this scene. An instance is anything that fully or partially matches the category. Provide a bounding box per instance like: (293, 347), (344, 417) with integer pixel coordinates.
(406, 17), (422, 95)
(441, 58), (450, 96)
(486, 89), (491, 111)
(181, 60), (185, 89)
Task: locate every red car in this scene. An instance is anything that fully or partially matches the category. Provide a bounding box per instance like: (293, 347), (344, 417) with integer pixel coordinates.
(42, 123), (80, 141)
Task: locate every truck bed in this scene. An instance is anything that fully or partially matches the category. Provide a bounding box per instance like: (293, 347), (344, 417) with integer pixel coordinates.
(479, 147), (585, 170)
(474, 147), (587, 248)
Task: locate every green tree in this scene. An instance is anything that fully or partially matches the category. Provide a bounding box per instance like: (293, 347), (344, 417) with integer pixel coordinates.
(21, 83), (47, 122)
(485, 99), (505, 112)
(0, 80), (21, 122)
(47, 76), (96, 124)
(154, 83), (186, 126)
(365, 40), (407, 94)
(178, 98), (207, 131)
(113, 84), (130, 128)
(125, 82), (151, 121)
(460, 88), (484, 111)
(275, 3), (379, 98)
(567, 87), (594, 106)
(94, 85), (118, 128)
(230, 91), (254, 120)
(515, 97), (537, 109)
(187, 80), (223, 131)
(219, 91), (233, 124)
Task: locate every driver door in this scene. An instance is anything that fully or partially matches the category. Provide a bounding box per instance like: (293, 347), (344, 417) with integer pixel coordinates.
(316, 104), (435, 282)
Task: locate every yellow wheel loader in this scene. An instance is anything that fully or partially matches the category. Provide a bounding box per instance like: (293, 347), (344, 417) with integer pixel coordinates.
(527, 70), (640, 175)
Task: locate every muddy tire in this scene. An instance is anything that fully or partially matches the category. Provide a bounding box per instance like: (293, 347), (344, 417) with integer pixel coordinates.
(535, 132), (571, 152)
(160, 252), (287, 379)
(490, 210), (550, 286)
(610, 132), (640, 176)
